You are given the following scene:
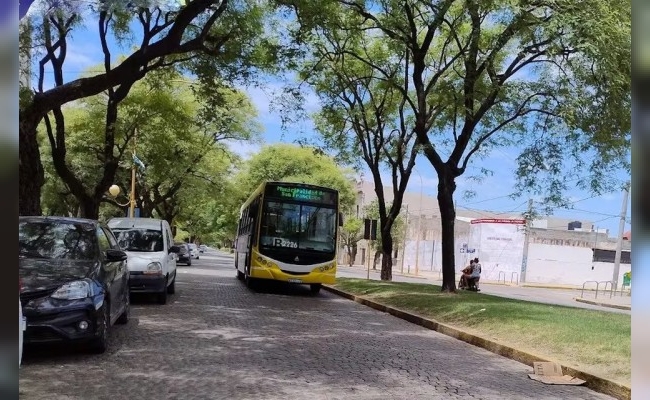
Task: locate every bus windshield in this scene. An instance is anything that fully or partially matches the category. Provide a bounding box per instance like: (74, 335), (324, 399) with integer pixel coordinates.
(260, 200), (337, 253)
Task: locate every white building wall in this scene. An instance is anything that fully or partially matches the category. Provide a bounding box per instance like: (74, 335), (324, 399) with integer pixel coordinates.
(526, 243), (631, 288)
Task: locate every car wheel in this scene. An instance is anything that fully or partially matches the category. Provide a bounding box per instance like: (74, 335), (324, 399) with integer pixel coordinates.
(187, 259), (191, 266)
(89, 305), (109, 354)
(116, 292), (129, 325)
(167, 275), (176, 295)
(310, 284), (322, 295)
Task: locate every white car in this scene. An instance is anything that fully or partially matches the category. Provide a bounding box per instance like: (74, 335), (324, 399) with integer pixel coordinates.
(108, 218), (180, 304)
(188, 243), (199, 259)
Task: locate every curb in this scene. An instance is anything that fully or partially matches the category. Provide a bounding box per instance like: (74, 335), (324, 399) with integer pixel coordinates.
(323, 285), (631, 400)
(574, 298), (631, 311)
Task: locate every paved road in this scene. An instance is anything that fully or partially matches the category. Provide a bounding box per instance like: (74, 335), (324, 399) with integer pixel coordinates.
(19, 251), (614, 399)
(338, 266), (631, 314)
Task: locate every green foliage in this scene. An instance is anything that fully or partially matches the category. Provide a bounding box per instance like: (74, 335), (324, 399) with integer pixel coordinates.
(40, 66), (259, 243)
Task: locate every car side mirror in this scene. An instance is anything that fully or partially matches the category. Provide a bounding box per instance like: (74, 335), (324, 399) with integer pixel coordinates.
(169, 245), (180, 254)
(339, 213), (344, 227)
(106, 249), (127, 262)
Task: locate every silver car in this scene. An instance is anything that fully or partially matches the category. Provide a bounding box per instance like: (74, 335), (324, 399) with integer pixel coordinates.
(188, 243), (199, 259)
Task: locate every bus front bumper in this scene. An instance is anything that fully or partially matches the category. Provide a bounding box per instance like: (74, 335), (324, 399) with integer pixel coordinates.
(250, 266), (336, 284)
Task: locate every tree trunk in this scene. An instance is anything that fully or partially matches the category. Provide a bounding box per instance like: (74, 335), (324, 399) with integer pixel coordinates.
(373, 250), (381, 270)
(380, 229), (393, 281)
(438, 171), (457, 292)
(19, 119), (44, 216)
(79, 197), (100, 220)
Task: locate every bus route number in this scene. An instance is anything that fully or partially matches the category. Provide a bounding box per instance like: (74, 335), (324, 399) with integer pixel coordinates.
(273, 238), (298, 248)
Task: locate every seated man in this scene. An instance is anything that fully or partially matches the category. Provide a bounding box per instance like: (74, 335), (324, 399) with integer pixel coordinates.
(467, 257), (482, 291)
(459, 260), (475, 289)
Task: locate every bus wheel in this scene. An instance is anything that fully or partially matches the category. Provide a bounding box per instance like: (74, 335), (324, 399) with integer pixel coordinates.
(245, 267), (257, 289)
(310, 284), (322, 294)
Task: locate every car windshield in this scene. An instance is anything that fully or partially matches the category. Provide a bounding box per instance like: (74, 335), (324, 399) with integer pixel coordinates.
(188, 244), (197, 250)
(19, 220), (96, 260)
(260, 201), (337, 253)
(111, 228), (164, 252)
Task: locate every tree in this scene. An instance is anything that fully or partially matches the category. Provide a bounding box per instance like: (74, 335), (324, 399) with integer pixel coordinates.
(285, 0), (630, 291)
(20, 0), (282, 215)
(298, 23), (420, 281)
(38, 67), (257, 232)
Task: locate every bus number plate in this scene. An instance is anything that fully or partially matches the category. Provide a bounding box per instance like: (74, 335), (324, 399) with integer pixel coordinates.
(288, 279), (302, 283)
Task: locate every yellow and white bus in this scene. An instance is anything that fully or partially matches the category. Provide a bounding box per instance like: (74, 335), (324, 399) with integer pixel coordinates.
(234, 181), (342, 293)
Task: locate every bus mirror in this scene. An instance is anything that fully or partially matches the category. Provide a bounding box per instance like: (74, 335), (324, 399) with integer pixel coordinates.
(339, 213), (344, 227)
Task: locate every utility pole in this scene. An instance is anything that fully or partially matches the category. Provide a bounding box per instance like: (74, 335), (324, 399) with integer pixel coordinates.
(612, 181), (630, 290)
(400, 204), (409, 274)
(519, 199), (533, 284)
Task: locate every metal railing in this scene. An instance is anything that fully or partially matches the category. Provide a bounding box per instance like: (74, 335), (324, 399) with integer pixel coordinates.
(497, 271), (506, 284)
(511, 272), (519, 285)
(581, 280), (615, 299)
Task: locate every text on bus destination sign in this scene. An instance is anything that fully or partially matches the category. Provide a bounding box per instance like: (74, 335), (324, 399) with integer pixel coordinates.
(276, 187), (324, 201)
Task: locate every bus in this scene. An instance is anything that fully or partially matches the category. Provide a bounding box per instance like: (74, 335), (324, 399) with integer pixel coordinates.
(234, 181), (342, 293)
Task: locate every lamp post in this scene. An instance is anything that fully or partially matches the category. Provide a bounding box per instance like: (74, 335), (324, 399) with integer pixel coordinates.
(108, 128), (139, 218)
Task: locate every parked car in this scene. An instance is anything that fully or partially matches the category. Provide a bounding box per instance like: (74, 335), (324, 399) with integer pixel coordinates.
(188, 243), (199, 260)
(19, 216), (130, 354)
(107, 217), (179, 304)
(176, 243), (192, 266)
(199, 244), (206, 253)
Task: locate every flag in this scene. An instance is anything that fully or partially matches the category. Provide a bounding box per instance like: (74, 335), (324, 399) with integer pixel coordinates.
(133, 154), (146, 171)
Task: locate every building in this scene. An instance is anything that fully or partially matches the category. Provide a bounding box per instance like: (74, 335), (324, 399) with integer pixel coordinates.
(343, 178), (631, 288)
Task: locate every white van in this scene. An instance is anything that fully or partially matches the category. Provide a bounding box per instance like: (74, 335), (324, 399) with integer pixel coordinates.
(107, 218), (179, 304)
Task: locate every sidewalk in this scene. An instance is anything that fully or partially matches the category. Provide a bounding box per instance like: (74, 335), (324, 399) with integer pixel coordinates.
(338, 264), (631, 313)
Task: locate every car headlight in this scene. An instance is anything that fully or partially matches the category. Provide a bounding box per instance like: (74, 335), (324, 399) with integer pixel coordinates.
(51, 280), (92, 300)
(144, 262), (163, 275)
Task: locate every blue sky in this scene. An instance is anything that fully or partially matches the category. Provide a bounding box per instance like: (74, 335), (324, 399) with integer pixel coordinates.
(29, 3), (631, 237)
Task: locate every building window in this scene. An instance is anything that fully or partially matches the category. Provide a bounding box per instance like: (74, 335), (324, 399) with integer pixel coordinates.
(593, 249), (631, 264)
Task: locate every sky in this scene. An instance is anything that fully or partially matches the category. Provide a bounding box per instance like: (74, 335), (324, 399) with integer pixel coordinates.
(26, 2), (632, 238)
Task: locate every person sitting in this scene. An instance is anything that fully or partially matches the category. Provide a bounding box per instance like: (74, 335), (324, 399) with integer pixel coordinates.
(467, 257), (482, 291)
(459, 260), (475, 289)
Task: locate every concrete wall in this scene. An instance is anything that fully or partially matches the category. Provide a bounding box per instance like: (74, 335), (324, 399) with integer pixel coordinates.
(526, 243), (631, 289)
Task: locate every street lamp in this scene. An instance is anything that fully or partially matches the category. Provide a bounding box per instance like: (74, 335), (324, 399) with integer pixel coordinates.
(108, 127), (141, 218)
(108, 184), (136, 217)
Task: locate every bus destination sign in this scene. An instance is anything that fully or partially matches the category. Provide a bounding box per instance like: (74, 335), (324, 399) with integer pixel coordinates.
(268, 185), (336, 205)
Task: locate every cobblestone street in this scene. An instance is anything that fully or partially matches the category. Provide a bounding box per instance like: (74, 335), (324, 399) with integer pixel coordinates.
(19, 251), (614, 400)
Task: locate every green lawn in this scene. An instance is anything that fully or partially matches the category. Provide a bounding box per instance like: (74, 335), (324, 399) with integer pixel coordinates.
(333, 278), (631, 386)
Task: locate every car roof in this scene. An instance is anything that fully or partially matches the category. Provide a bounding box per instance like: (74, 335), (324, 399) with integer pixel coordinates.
(19, 215), (99, 226)
(107, 217), (163, 230)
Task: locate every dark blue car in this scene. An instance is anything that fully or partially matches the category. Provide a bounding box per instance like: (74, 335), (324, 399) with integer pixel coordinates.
(19, 216), (130, 353)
